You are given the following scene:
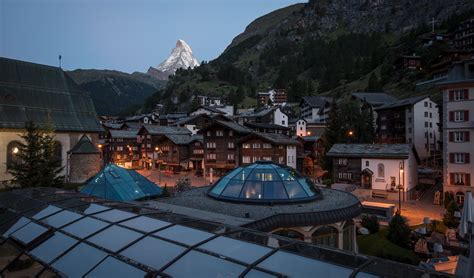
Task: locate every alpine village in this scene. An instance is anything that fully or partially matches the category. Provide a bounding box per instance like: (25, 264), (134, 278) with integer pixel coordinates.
(1, 0), (474, 277)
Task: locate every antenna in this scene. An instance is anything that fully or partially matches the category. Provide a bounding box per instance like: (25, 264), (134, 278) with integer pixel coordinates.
(59, 54), (62, 68)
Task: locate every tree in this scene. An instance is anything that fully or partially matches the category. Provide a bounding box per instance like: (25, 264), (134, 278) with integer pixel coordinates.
(361, 215), (380, 233)
(366, 72), (383, 92)
(443, 201), (460, 228)
(387, 212), (411, 248)
(175, 177), (192, 193)
(321, 99), (343, 171)
(8, 121), (64, 187)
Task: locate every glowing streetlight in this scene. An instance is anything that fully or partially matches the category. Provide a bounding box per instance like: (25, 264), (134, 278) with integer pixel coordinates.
(348, 130), (354, 136)
(98, 144), (103, 149)
(12, 147), (19, 154)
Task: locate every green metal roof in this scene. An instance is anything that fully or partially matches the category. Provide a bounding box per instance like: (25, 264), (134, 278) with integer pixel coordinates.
(0, 57), (103, 132)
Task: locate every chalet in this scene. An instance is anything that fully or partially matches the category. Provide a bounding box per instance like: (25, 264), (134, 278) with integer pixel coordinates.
(196, 95), (224, 106)
(397, 54), (422, 70)
(189, 135), (204, 175)
(236, 107), (289, 127)
(105, 130), (140, 168)
(158, 113), (188, 126)
(137, 126), (191, 169)
(243, 122), (291, 135)
(454, 18), (474, 50)
(238, 132), (299, 169)
(190, 105), (233, 116)
(350, 92), (398, 129)
(124, 113), (159, 124)
(172, 114), (230, 135)
(375, 96), (440, 160)
(257, 89), (288, 106)
(154, 134), (192, 173)
(0, 57), (103, 183)
(327, 144), (419, 200)
(199, 120), (252, 177)
(299, 96), (332, 123)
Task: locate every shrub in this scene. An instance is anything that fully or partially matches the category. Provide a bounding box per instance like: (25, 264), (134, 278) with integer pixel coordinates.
(443, 201), (460, 228)
(444, 191), (454, 208)
(387, 212), (411, 248)
(361, 215), (380, 233)
(175, 177), (191, 193)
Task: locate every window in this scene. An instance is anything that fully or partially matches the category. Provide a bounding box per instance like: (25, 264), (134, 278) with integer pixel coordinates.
(263, 143), (272, 149)
(206, 153), (216, 160)
(453, 173), (465, 185)
(455, 153), (466, 163)
(425, 112), (428, 117)
(430, 112), (433, 118)
(365, 161), (369, 167)
(312, 226), (338, 248)
(408, 138), (412, 143)
(206, 131), (211, 136)
(252, 143), (260, 149)
(338, 172), (352, 180)
(242, 156), (251, 163)
(377, 163), (385, 178)
(206, 142), (216, 149)
(430, 122), (432, 128)
(338, 158), (347, 165)
(229, 131), (233, 136)
(117, 146), (123, 151)
(252, 156), (259, 162)
(216, 130), (224, 136)
(407, 108), (411, 113)
(278, 156), (284, 164)
(454, 111), (465, 122)
(408, 128), (412, 134)
(453, 89), (466, 101)
(278, 145), (284, 149)
(262, 156), (272, 161)
(430, 103), (432, 108)
(454, 132), (465, 142)
(228, 142), (234, 149)
(425, 122), (428, 127)
(430, 132), (433, 138)
(281, 120), (285, 125)
(7, 141), (22, 169)
(381, 125), (387, 130)
(242, 143), (250, 149)
(424, 101), (428, 107)
(227, 154), (235, 161)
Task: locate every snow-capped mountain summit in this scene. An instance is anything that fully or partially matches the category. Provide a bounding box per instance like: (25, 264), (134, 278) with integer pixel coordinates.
(147, 39), (200, 80)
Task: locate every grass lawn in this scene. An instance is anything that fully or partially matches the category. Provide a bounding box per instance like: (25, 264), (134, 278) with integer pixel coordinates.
(357, 228), (419, 265)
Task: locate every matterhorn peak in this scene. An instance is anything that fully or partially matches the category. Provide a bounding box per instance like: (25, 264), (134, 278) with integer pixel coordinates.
(147, 39), (200, 80)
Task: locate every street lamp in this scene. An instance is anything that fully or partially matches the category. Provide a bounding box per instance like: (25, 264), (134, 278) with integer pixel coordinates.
(398, 161), (404, 213)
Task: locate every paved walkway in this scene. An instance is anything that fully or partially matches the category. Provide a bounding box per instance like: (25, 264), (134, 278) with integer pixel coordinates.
(137, 169), (212, 188)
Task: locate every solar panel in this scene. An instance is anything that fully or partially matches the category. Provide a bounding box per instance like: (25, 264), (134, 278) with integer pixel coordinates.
(85, 256), (146, 278)
(30, 232), (78, 263)
(154, 225), (214, 246)
(87, 225), (143, 252)
(120, 236), (186, 270)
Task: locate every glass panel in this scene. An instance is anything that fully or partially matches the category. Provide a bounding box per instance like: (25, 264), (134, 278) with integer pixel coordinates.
(2, 254), (44, 277)
(32, 205), (62, 220)
(199, 236), (271, 264)
(298, 178), (316, 196)
(245, 269), (279, 278)
(257, 251), (355, 277)
(30, 232), (78, 263)
(120, 216), (170, 233)
(11, 222), (49, 245)
(284, 181), (307, 199)
(62, 217), (109, 238)
(220, 179), (244, 198)
(163, 250), (246, 277)
(239, 181), (263, 199)
(263, 181), (288, 199)
(83, 204), (110, 215)
(93, 209), (137, 223)
(52, 243), (107, 277)
(120, 236), (186, 270)
(154, 225), (213, 246)
(87, 225), (143, 252)
(41, 210), (83, 228)
(246, 169), (277, 181)
(210, 178), (230, 196)
(2, 216), (31, 237)
(85, 256), (146, 278)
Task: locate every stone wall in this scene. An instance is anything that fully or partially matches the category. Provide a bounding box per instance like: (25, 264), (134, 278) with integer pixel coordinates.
(68, 153), (102, 184)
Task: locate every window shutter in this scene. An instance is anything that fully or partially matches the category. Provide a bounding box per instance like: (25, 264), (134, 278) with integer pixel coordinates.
(449, 132), (454, 142)
(465, 110), (469, 121)
(466, 131), (470, 142)
(449, 90), (454, 101)
(464, 89), (469, 100)
(466, 174), (471, 186)
(466, 153), (470, 164)
(450, 173), (455, 185)
(449, 111), (454, 122)
(449, 153), (454, 163)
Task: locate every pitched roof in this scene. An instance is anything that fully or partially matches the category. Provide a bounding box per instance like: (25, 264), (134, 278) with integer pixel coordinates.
(214, 120), (252, 133)
(192, 105), (225, 114)
(244, 122), (290, 130)
(160, 133), (193, 145)
(300, 96), (332, 108)
(375, 95), (429, 110)
(0, 57), (103, 132)
(140, 125), (191, 135)
(102, 122), (125, 130)
(299, 136), (321, 142)
(327, 144), (412, 158)
(68, 135), (100, 154)
(81, 164), (162, 201)
(239, 132), (299, 145)
(351, 92), (398, 106)
(108, 129), (138, 139)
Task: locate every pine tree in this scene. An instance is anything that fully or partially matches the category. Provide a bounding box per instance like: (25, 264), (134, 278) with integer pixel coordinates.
(8, 121), (64, 187)
(321, 99), (343, 172)
(387, 212), (411, 248)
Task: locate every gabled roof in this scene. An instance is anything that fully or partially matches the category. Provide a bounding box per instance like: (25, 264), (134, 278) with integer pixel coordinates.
(108, 129), (138, 139)
(81, 164), (162, 201)
(191, 105), (225, 114)
(351, 92), (398, 106)
(239, 132), (299, 145)
(159, 133), (193, 145)
(299, 96), (332, 108)
(158, 113), (188, 120)
(298, 136), (321, 142)
(139, 125), (191, 135)
(375, 95), (429, 110)
(68, 135), (100, 154)
(102, 122), (126, 130)
(244, 122), (290, 130)
(0, 57), (103, 132)
(327, 144), (413, 159)
(200, 120), (252, 134)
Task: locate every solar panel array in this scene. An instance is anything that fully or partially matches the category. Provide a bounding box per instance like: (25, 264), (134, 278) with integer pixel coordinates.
(0, 188), (448, 277)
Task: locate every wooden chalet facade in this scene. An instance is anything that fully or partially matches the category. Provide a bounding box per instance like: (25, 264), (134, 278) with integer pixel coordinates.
(105, 130), (140, 168)
(155, 134), (192, 173)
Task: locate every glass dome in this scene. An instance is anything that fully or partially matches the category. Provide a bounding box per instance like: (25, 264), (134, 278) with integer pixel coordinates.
(207, 161), (320, 204)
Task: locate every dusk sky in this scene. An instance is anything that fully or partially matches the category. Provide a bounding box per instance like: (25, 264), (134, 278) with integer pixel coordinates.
(0, 0), (305, 73)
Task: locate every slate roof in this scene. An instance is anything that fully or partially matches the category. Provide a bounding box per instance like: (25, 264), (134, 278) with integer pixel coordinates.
(0, 57), (102, 132)
(244, 122), (290, 130)
(299, 136), (321, 142)
(300, 96), (332, 108)
(158, 113), (188, 120)
(351, 92), (398, 106)
(140, 125), (191, 135)
(375, 95), (429, 110)
(108, 129), (138, 139)
(68, 135), (100, 154)
(161, 134), (193, 145)
(327, 144), (412, 159)
(200, 120), (252, 134)
(192, 105), (225, 114)
(102, 122), (125, 130)
(239, 132), (299, 145)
